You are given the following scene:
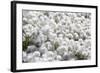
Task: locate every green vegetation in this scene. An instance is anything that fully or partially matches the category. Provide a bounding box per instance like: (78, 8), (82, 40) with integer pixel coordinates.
(54, 41), (59, 50)
(23, 36), (30, 51)
(75, 52), (88, 60)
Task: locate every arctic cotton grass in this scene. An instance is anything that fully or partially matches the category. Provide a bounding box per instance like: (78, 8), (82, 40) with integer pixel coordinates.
(22, 10), (91, 63)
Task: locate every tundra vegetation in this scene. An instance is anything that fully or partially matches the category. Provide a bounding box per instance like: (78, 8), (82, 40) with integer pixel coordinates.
(22, 10), (91, 63)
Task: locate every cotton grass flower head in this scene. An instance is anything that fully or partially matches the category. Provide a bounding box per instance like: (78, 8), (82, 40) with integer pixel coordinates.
(26, 45), (37, 53)
(23, 24), (34, 37)
(56, 55), (62, 61)
(39, 45), (48, 54)
(33, 51), (40, 57)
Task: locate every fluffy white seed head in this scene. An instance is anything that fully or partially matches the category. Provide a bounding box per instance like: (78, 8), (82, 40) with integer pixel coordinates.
(27, 45), (37, 53)
(33, 51), (40, 57)
(56, 55), (62, 61)
(39, 46), (48, 54)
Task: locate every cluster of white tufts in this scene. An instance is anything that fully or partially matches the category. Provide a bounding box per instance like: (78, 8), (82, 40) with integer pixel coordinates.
(22, 10), (91, 63)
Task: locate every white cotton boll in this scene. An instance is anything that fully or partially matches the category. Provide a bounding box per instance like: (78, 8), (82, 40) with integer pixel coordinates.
(22, 24), (29, 31)
(70, 39), (74, 43)
(42, 51), (54, 59)
(44, 16), (50, 21)
(30, 11), (41, 17)
(39, 46), (48, 54)
(28, 11), (34, 16)
(65, 28), (70, 33)
(72, 24), (81, 33)
(42, 58), (48, 62)
(74, 32), (79, 41)
(27, 53), (33, 62)
(64, 37), (69, 42)
(22, 51), (27, 58)
(63, 52), (70, 60)
(56, 28), (61, 34)
(81, 16), (85, 20)
(28, 17), (38, 24)
(23, 24), (34, 36)
(77, 46), (85, 52)
(45, 42), (53, 51)
(66, 33), (73, 39)
(59, 19), (66, 25)
(39, 15), (45, 21)
(65, 16), (71, 24)
(50, 19), (56, 25)
(62, 30), (66, 35)
(78, 38), (84, 46)
(75, 41), (79, 45)
(82, 51), (88, 56)
(39, 32), (47, 42)
(42, 53), (47, 58)
(69, 58), (76, 61)
(28, 57), (40, 62)
(86, 29), (91, 36)
(23, 11), (33, 19)
(43, 35), (47, 42)
(47, 57), (54, 61)
(49, 27), (55, 33)
(86, 50), (91, 58)
(77, 18), (82, 24)
(28, 11), (40, 18)
(58, 33), (63, 38)
(76, 24), (81, 29)
(54, 37), (60, 43)
(53, 15), (60, 23)
(33, 51), (40, 57)
(80, 31), (87, 40)
(42, 51), (55, 61)
(27, 45), (37, 53)
(53, 51), (57, 57)
(56, 55), (62, 61)
(57, 37), (63, 44)
(74, 42), (80, 51)
(49, 12), (55, 18)
(69, 39), (75, 47)
(47, 51), (55, 57)
(61, 40), (67, 46)
(22, 57), (27, 63)
(31, 27), (39, 38)
(79, 38), (83, 43)
(34, 36), (42, 47)
(23, 17), (28, 24)
(49, 32), (57, 39)
(72, 13), (77, 17)
(34, 57), (40, 62)
(68, 51), (74, 57)
(23, 11), (28, 17)
(83, 32), (87, 39)
(41, 25), (50, 35)
(27, 19), (34, 24)
(48, 33), (57, 44)
(67, 45), (74, 53)
(26, 32), (31, 37)
(84, 40), (91, 48)
(63, 38), (69, 46)
(39, 58), (44, 62)
(57, 46), (68, 56)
